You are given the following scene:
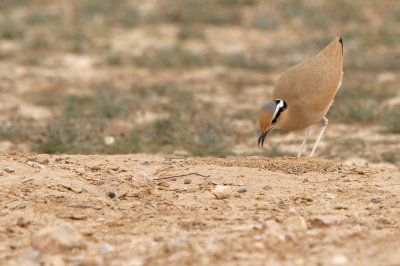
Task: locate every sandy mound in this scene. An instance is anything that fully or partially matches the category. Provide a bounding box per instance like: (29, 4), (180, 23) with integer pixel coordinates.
(0, 153), (399, 265)
(190, 156), (340, 173)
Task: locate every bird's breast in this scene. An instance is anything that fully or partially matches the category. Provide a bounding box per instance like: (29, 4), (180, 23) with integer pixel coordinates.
(276, 103), (328, 131)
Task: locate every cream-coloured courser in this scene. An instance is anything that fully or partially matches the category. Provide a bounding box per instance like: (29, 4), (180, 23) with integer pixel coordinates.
(258, 36), (343, 157)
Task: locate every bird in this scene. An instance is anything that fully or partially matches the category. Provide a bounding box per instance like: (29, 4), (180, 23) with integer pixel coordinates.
(258, 36), (343, 157)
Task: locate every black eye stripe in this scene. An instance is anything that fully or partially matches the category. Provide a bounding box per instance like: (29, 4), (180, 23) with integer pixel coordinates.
(271, 100), (287, 124)
(271, 109), (282, 124)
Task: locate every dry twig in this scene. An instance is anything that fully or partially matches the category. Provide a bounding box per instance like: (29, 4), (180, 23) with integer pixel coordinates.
(164, 156), (188, 162)
(153, 172), (210, 181)
(65, 204), (102, 210)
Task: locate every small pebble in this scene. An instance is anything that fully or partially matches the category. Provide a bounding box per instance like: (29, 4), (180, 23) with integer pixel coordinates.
(22, 178), (34, 184)
(106, 191), (116, 199)
(178, 236), (190, 242)
(184, 178), (191, 184)
(26, 161), (46, 170)
(100, 244), (114, 253)
(10, 244), (16, 250)
(140, 161), (150, 166)
(213, 185), (230, 199)
(4, 167), (15, 173)
(111, 182), (120, 187)
(263, 185), (272, 190)
(384, 176), (391, 180)
(136, 173), (152, 181)
(253, 235), (262, 241)
(371, 197), (380, 203)
(237, 187), (247, 193)
(6, 202), (25, 209)
(321, 193), (336, 199)
(376, 224), (384, 230)
(332, 255), (348, 265)
(145, 201), (156, 208)
(153, 236), (164, 242)
(75, 168), (85, 174)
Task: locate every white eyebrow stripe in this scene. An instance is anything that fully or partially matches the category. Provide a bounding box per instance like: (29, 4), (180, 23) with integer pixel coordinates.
(272, 100), (284, 122)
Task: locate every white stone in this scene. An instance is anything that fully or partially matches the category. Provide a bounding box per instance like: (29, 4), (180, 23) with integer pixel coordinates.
(75, 168), (85, 174)
(321, 193), (336, 199)
(4, 167), (15, 173)
(100, 244), (114, 254)
(213, 185), (230, 199)
(31, 224), (87, 254)
(332, 254), (348, 265)
(27, 161), (46, 170)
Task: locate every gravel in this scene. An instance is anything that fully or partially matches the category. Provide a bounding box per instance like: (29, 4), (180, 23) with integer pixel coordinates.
(263, 185), (272, 190)
(371, 197), (380, 203)
(4, 167), (15, 173)
(237, 187), (247, 193)
(106, 191), (116, 199)
(321, 193), (336, 199)
(100, 244), (114, 253)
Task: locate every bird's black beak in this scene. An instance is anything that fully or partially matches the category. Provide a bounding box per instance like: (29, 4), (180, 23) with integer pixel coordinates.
(258, 130), (270, 147)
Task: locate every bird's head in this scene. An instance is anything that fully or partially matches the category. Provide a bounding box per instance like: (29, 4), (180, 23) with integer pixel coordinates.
(258, 99), (287, 147)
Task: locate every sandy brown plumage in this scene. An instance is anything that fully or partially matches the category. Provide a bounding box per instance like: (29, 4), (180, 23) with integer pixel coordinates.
(273, 37), (343, 131)
(258, 37), (344, 156)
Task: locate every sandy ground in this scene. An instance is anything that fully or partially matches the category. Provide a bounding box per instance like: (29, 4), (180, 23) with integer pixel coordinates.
(0, 153), (399, 265)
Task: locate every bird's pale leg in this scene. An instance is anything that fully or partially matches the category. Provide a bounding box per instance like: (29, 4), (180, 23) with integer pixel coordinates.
(297, 127), (311, 157)
(309, 117), (328, 157)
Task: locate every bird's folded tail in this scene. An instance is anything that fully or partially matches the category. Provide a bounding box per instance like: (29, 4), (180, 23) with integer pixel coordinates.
(320, 36), (343, 58)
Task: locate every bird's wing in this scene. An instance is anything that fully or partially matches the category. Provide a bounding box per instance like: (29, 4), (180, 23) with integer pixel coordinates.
(273, 42), (343, 112)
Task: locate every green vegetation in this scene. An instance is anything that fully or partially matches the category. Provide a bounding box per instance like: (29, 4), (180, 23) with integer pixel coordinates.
(0, 18), (25, 40)
(0, 0), (398, 162)
(381, 109), (400, 133)
(381, 152), (400, 164)
(328, 82), (396, 124)
(177, 26), (205, 40)
(330, 101), (377, 123)
(31, 83), (231, 156)
(0, 120), (24, 141)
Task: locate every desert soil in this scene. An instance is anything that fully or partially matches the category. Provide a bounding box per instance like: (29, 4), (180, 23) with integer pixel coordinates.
(0, 153), (399, 265)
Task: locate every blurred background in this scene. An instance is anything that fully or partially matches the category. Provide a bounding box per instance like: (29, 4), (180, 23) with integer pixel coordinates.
(0, 0), (399, 165)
